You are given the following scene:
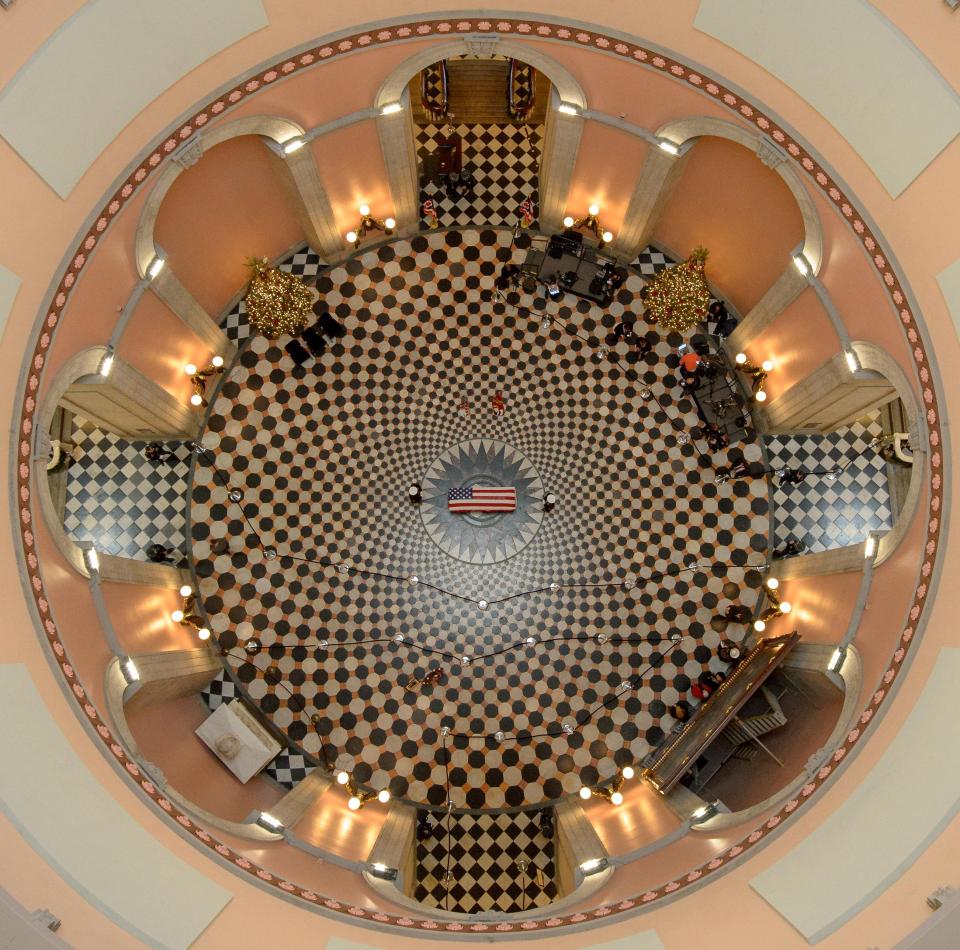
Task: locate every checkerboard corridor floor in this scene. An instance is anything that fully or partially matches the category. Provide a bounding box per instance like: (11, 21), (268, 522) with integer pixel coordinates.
(765, 412), (893, 553)
(415, 809), (558, 914)
(192, 227), (771, 810)
(417, 123), (542, 229)
(63, 417), (189, 561)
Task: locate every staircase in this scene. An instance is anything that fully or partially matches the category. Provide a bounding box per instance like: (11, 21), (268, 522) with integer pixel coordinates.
(410, 59), (550, 125)
(722, 687), (787, 754)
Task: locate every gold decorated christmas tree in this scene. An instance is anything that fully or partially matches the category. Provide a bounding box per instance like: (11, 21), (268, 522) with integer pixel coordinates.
(244, 257), (314, 339)
(643, 246), (711, 333)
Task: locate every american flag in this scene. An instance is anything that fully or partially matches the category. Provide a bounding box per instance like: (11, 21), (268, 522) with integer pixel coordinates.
(448, 486), (516, 513)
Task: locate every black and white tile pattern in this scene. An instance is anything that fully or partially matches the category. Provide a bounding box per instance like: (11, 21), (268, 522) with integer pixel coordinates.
(222, 248), (327, 344)
(765, 412), (892, 552)
(415, 809), (557, 914)
(189, 228), (770, 810)
(63, 416), (189, 561)
(417, 124), (542, 229)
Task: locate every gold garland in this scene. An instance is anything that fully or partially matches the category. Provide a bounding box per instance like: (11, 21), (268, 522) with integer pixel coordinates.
(244, 257), (314, 339)
(644, 246), (711, 334)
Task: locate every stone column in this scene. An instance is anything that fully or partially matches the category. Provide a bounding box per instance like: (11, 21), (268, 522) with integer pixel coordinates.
(612, 145), (692, 260)
(539, 101), (584, 231)
(554, 799), (608, 897)
(59, 354), (201, 439)
(726, 265), (810, 353)
(268, 769), (333, 831)
(366, 803), (417, 895)
(376, 99), (420, 237)
(761, 351), (897, 433)
(265, 141), (344, 260)
(150, 266), (236, 361)
(124, 648), (222, 712)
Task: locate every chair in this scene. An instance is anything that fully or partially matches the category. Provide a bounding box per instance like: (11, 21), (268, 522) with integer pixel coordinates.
(284, 339), (311, 366)
(302, 326), (326, 358)
(317, 312), (346, 338)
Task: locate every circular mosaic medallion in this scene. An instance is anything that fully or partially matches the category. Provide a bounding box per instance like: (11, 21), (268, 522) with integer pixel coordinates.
(420, 439), (544, 564)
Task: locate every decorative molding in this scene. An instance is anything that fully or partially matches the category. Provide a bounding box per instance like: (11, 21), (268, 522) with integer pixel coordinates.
(463, 32), (500, 58)
(756, 137), (788, 169)
(171, 136), (204, 169)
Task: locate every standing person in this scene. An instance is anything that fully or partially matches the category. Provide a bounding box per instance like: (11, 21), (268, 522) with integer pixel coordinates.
(545, 277), (563, 303)
(779, 468), (808, 486)
(144, 441), (176, 464)
(491, 392), (505, 417)
(146, 543), (175, 563)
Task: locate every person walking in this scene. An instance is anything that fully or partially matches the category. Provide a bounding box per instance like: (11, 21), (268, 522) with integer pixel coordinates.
(144, 441), (177, 464)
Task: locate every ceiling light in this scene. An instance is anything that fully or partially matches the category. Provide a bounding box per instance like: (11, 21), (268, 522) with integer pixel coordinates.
(377, 789), (391, 804)
(184, 363), (198, 376)
(753, 619), (766, 632)
(122, 658), (140, 683)
(657, 139), (680, 156)
(610, 791), (624, 806)
(477, 600), (487, 609)
(380, 102), (402, 115)
(211, 355), (224, 368)
(735, 352), (748, 365)
(779, 601), (792, 614)
(367, 862), (397, 880)
(179, 584), (193, 597)
(690, 801), (717, 822)
(579, 786), (592, 800)
(147, 256), (166, 279)
(766, 577), (780, 591)
(562, 215), (575, 228)
(588, 203), (600, 217)
(358, 204), (371, 217)
(98, 349), (115, 378)
(197, 628), (210, 640)
(864, 535), (877, 559)
(347, 796), (361, 811)
(828, 647), (846, 672)
(282, 138), (305, 155)
(761, 359), (775, 373)
(384, 217), (396, 230)
(345, 230), (358, 244)
(526, 637), (535, 644)
(82, 546), (100, 576)
(336, 770), (350, 785)
(601, 230), (613, 243)
(170, 609), (185, 623)
(844, 349), (860, 373)
(557, 103), (579, 116)
(621, 765), (635, 780)
(190, 393), (203, 406)
(792, 253), (810, 276)
(754, 389), (767, 402)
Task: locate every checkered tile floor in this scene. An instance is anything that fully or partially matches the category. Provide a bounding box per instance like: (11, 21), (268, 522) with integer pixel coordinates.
(63, 417), (189, 561)
(417, 124), (541, 229)
(189, 228), (770, 810)
(222, 248), (327, 344)
(765, 412), (892, 552)
(634, 247), (675, 277)
(415, 808), (557, 913)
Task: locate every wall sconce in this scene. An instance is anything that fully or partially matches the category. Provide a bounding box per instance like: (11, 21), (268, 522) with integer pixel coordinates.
(282, 138), (305, 155)
(184, 355), (224, 407)
(121, 657), (140, 683)
(339, 771), (391, 810)
(828, 646), (846, 673)
(557, 102), (580, 116)
(734, 352), (774, 402)
(380, 102), (403, 116)
(792, 253), (811, 276)
(657, 138), (681, 156)
(345, 205), (395, 248)
(578, 765), (635, 806)
(753, 577), (791, 632)
(367, 862), (399, 881)
(147, 256), (166, 280)
(690, 800), (719, 823)
(256, 811), (285, 832)
(81, 544), (100, 578)
(170, 592), (210, 641)
(579, 857), (609, 876)
(844, 349), (860, 374)
(562, 204), (614, 247)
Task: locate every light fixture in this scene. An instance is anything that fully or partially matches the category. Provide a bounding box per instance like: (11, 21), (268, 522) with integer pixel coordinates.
(170, 609), (185, 623)
(792, 253), (810, 276)
(282, 138), (305, 155)
(367, 862), (398, 881)
(341, 773), (390, 811)
(610, 791), (624, 806)
(828, 647), (846, 672)
(170, 593), (208, 638)
(98, 348), (115, 378)
(579, 786), (592, 800)
(121, 657), (140, 683)
(557, 102), (580, 116)
(753, 619), (766, 633)
(185, 357), (225, 408)
(766, 577), (780, 591)
(197, 627), (211, 640)
(864, 534), (878, 559)
(757, 582), (793, 627)
(579, 857), (608, 875)
(778, 601), (792, 614)
(621, 765), (635, 780)
(345, 205), (395, 248)
(409, 575), (419, 585)
(477, 600), (487, 609)
(690, 801), (718, 822)
(82, 545), (100, 577)
(734, 353), (772, 401)
(562, 204), (614, 247)
(336, 770), (350, 785)
(657, 138), (681, 156)
(348, 796), (361, 811)
(377, 789), (391, 804)
(257, 811), (284, 831)
(147, 256), (166, 280)
(843, 349), (860, 373)
(380, 102), (403, 115)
